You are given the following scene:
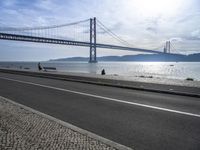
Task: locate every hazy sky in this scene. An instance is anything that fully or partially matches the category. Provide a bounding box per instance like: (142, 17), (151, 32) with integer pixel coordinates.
(0, 0), (200, 61)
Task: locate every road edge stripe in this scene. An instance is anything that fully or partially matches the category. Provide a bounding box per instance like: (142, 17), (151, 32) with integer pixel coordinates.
(1, 76), (200, 118)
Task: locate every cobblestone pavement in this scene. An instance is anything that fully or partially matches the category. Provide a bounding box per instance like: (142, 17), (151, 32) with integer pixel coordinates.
(0, 97), (119, 150)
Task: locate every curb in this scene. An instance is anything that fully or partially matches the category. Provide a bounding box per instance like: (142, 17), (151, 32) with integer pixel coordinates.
(0, 68), (200, 98)
(0, 95), (133, 150)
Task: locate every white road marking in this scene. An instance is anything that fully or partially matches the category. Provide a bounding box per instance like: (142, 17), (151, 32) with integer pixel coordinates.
(0, 76), (200, 118)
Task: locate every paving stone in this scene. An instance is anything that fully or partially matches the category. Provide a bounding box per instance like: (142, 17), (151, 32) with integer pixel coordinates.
(0, 97), (118, 150)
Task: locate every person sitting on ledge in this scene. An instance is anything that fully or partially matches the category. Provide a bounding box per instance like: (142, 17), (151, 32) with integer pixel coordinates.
(101, 69), (106, 75)
(38, 62), (43, 71)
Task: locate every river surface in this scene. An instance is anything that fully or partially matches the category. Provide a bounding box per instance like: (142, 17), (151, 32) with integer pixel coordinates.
(0, 61), (200, 81)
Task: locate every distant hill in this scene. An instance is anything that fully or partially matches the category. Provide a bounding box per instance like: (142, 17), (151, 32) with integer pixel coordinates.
(49, 53), (200, 62)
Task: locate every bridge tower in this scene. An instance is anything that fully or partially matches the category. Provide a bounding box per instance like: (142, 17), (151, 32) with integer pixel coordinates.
(89, 17), (97, 63)
(164, 41), (170, 53)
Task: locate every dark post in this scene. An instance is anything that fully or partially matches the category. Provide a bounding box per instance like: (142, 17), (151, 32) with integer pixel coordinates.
(164, 44), (166, 53)
(89, 17), (97, 63)
(94, 17), (97, 61)
(90, 18), (92, 62)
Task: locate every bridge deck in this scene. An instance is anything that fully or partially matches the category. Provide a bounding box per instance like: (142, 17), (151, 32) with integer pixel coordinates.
(0, 32), (162, 54)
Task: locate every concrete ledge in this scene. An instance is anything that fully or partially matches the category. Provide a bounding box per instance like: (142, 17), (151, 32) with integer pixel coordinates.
(0, 95), (133, 150)
(0, 68), (200, 98)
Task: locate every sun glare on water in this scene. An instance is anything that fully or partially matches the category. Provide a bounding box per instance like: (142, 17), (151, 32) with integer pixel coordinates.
(132, 0), (182, 17)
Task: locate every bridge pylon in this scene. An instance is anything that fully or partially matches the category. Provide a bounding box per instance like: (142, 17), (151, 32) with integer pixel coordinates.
(164, 41), (170, 53)
(89, 17), (97, 63)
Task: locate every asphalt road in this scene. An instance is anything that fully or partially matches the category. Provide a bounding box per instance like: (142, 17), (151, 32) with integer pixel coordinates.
(0, 72), (200, 150)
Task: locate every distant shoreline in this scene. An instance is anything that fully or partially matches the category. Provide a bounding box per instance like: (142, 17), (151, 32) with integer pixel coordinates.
(49, 53), (200, 62)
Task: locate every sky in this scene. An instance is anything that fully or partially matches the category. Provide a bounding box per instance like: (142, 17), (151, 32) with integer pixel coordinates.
(0, 0), (200, 61)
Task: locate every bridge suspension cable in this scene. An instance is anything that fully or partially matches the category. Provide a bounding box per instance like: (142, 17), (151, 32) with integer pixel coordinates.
(170, 42), (181, 54)
(96, 19), (134, 47)
(0, 19), (90, 31)
(152, 44), (165, 52)
(0, 18), (90, 43)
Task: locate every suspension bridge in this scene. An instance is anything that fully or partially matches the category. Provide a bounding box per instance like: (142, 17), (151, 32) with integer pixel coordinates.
(0, 17), (174, 63)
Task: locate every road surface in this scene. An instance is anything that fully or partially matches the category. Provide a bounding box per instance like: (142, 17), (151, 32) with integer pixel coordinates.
(0, 72), (200, 150)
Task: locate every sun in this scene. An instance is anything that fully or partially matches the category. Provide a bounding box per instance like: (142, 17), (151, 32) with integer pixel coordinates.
(133, 0), (182, 17)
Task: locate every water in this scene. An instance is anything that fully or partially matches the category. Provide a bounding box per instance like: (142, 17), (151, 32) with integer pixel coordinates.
(0, 61), (200, 81)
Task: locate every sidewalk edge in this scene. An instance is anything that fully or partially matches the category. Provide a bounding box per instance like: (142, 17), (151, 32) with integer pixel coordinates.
(0, 95), (133, 150)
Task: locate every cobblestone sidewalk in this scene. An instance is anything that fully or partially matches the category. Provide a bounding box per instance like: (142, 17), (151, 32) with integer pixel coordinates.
(0, 97), (129, 150)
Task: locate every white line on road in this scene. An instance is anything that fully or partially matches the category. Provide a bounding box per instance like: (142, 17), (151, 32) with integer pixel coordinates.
(0, 76), (200, 118)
